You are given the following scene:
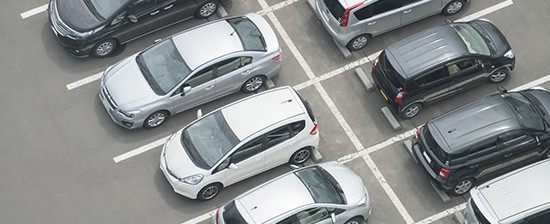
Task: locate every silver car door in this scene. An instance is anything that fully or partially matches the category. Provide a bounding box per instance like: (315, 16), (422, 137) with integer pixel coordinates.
(214, 56), (254, 97)
(399, 0), (441, 26)
(171, 65), (216, 113)
(354, 0), (402, 36)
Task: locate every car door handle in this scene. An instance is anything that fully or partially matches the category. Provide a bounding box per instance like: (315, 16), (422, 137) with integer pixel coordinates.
(205, 85), (214, 90)
(504, 153), (513, 157)
(241, 69), (252, 75)
(150, 10), (160, 16)
(367, 21), (376, 25)
(470, 164), (479, 168)
(164, 4), (173, 10)
(403, 9), (412, 14)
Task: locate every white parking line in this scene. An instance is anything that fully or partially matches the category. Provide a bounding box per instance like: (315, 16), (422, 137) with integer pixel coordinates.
(112, 136), (169, 163)
(456, 0), (513, 22)
(20, 4), (48, 19)
(415, 203), (467, 224)
(66, 72), (103, 90)
(257, 0), (302, 16)
(181, 209), (216, 224)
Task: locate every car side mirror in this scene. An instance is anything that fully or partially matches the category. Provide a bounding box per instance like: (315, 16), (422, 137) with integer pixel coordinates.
(330, 213), (336, 223)
(289, 164), (302, 170)
(229, 163), (238, 170)
(154, 39), (162, 43)
(181, 86), (192, 96)
(128, 15), (138, 23)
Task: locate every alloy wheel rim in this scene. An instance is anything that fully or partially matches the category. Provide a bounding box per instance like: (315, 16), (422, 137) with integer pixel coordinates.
(490, 71), (507, 82)
(147, 113), (165, 127)
(202, 186), (218, 200)
(352, 37), (368, 50)
(347, 221), (360, 224)
(447, 2), (463, 14)
(454, 180), (472, 195)
(200, 3), (217, 17)
(405, 105), (420, 118)
(96, 42), (114, 56)
(294, 150), (310, 163)
(246, 77), (263, 91)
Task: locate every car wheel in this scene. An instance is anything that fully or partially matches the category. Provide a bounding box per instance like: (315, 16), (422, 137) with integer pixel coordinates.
(488, 68), (509, 83)
(143, 111), (168, 129)
(198, 183), (221, 201)
(344, 217), (364, 224)
(347, 34), (370, 51)
(451, 178), (475, 195)
(92, 39), (117, 58)
(290, 148), (311, 165)
(195, 1), (218, 18)
(442, 0), (465, 16)
(401, 103), (422, 119)
(241, 75), (265, 93)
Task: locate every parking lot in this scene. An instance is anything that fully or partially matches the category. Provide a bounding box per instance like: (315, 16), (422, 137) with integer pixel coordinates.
(3, 0), (550, 223)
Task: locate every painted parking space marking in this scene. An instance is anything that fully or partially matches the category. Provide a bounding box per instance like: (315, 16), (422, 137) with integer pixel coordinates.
(113, 136), (169, 163)
(456, 0), (513, 22)
(20, 4), (48, 19)
(415, 203), (467, 224)
(181, 209), (216, 224)
(66, 72), (103, 90)
(257, 0), (302, 16)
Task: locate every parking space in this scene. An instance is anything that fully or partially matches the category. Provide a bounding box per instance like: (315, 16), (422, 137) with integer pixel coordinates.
(5, 0), (550, 223)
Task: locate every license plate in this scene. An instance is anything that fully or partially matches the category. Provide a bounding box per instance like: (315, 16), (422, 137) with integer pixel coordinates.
(379, 89), (389, 100)
(422, 151), (432, 163)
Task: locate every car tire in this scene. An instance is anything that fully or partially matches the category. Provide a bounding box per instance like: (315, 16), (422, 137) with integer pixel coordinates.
(197, 183), (222, 201)
(195, 1), (219, 18)
(488, 68), (509, 83)
(347, 34), (370, 51)
(451, 177), (475, 195)
(289, 148), (312, 165)
(241, 75), (265, 93)
(91, 39), (117, 58)
(344, 217), (364, 224)
(143, 111), (168, 129)
(442, 0), (465, 16)
(401, 103), (422, 119)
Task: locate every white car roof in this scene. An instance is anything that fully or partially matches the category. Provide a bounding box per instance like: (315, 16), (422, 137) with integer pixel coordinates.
(236, 173), (314, 223)
(222, 87), (305, 140)
(172, 19), (243, 70)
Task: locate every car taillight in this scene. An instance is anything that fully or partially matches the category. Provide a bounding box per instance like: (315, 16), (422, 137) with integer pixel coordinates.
(340, 2), (363, 27)
(415, 128), (420, 138)
(394, 91), (406, 103)
(214, 208), (220, 224)
(310, 122), (318, 135)
(439, 168), (451, 180)
(272, 54), (280, 61)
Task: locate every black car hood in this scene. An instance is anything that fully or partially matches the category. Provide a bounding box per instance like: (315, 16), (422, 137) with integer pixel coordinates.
(471, 20), (511, 57)
(57, 0), (102, 31)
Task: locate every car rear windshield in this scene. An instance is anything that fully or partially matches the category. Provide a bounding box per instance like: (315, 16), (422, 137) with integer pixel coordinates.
(451, 23), (491, 56)
(294, 166), (346, 204)
(423, 126), (449, 162)
(181, 111), (240, 169)
(323, 0), (345, 21)
(379, 51), (405, 90)
(471, 200), (490, 224)
(84, 0), (130, 20)
(222, 201), (246, 224)
(136, 39), (191, 95)
(227, 17), (266, 51)
(503, 92), (545, 131)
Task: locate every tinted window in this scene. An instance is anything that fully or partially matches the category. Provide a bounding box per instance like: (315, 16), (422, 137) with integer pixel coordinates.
(354, 0), (399, 20)
(137, 39), (191, 95)
(182, 111), (239, 169)
(227, 17), (266, 51)
(399, 0), (422, 5)
(503, 93), (545, 130)
(294, 166), (345, 204)
(414, 68), (446, 87)
(471, 200), (491, 224)
(232, 136), (264, 164)
(291, 121), (306, 136)
(379, 51), (405, 90)
(186, 66), (214, 88)
(266, 126), (291, 148)
(216, 57), (252, 77)
(527, 210), (550, 224)
(322, 0), (345, 21)
(222, 201), (247, 224)
(423, 126), (449, 162)
(451, 23), (491, 56)
(130, 0), (167, 16)
(295, 207), (330, 224)
(447, 59), (481, 76)
(85, 0), (131, 20)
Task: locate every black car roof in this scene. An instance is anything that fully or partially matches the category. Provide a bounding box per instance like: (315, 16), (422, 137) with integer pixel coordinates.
(428, 94), (520, 154)
(385, 23), (470, 79)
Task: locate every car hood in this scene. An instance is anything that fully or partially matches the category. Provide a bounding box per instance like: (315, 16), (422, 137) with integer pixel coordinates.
(320, 162), (367, 205)
(54, 0), (102, 31)
(525, 89), (550, 120)
(164, 130), (205, 178)
(103, 55), (160, 110)
(471, 20), (512, 57)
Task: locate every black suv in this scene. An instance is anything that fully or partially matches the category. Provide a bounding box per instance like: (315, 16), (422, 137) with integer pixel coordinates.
(411, 87), (550, 195)
(48, 0), (229, 58)
(372, 19), (515, 118)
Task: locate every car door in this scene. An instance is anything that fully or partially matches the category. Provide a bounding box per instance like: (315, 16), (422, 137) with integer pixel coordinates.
(171, 65), (216, 113)
(498, 132), (542, 173)
(445, 58), (486, 95)
(218, 135), (267, 185)
(465, 140), (503, 181)
(352, 0), (402, 36)
(276, 207), (334, 224)
(399, 0), (441, 25)
(213, 56), (255, 97)
(409, 67), (452, 104)
(262, 125), (295, 171)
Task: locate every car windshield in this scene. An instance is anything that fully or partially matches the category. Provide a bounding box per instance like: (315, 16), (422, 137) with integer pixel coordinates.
(84, 0), (130, 20)
(294, 166), (346, 204)
(227, 17), (266, 51)
(451, 23), (491, 56)
(222, 201), (247, 224)
(503, 92), (545, 131)
(136, 39), (191, 95)
(181, 111), (239, 169)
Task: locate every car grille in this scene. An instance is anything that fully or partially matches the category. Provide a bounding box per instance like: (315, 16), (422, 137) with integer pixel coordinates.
(101, 86), (118, 110)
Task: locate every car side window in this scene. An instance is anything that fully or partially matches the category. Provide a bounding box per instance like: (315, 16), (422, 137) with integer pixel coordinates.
(111, 11), (127, 25)
(413, 67), (447, 87)
(266, 126), (291, 149)
(130, 0), (168, 17)
(185, 66), (214, 88)
(231, 136), (264, 164)
(526, 209), (550, 224)
(447, 59), (482, 76)
(295, 207), (330, 224)
(399, 0), (422, 6)
(499, 134), (534, 148)
(354, 0), (399, 20)
(216, 57), (252, 78)
(290, 121), (306, 136)
(467, 140), (499, 160)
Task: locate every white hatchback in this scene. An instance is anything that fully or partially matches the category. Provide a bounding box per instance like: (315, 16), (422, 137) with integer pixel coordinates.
(160, 86), (320, 200)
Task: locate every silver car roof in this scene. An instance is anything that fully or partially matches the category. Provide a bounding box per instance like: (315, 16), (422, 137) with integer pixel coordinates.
(222, 86), (305, 140)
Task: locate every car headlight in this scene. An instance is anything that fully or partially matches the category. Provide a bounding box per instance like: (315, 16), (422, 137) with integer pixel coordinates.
(182, 174), (203, 185)
(119, 109), (141, 118)
(504, 49), (514, 59)
(357, 194), (367, 207)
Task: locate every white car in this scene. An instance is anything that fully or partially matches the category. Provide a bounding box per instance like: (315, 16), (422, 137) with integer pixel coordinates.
(160, 86), (320, 200)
